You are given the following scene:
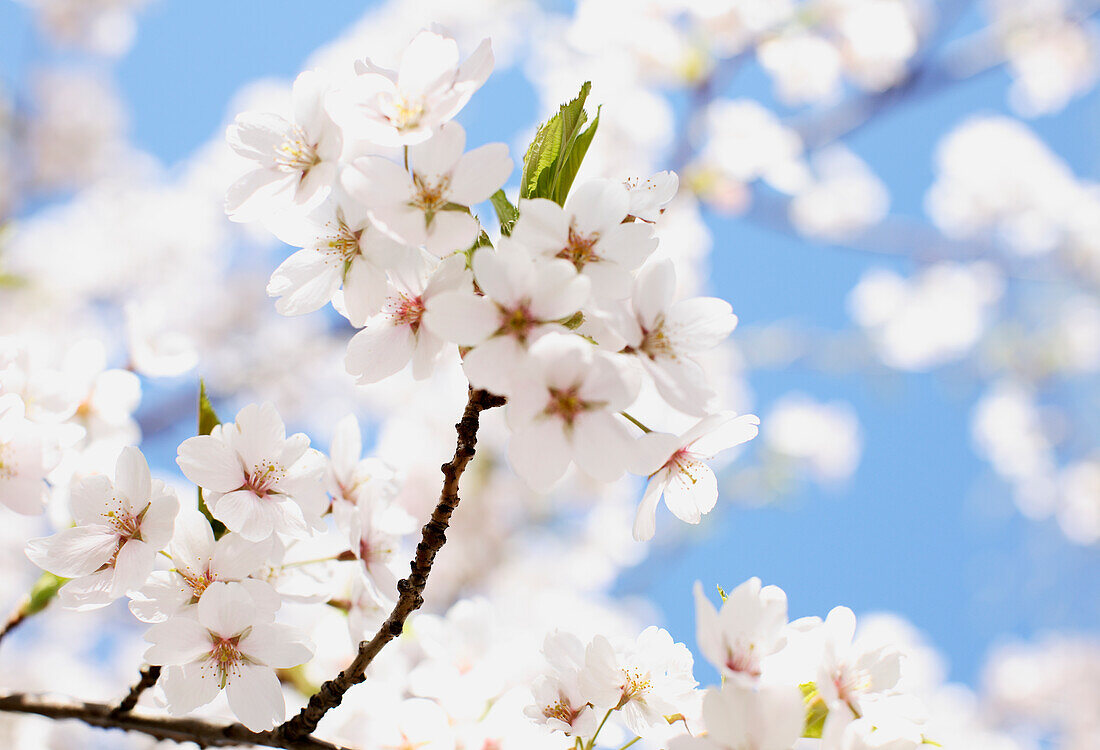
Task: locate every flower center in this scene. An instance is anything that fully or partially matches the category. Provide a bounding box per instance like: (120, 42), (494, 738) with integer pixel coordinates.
(545, 386), (589, 426)
(273, 126), (321, 174)
(386, 94), (425, 131)
(543, 696), (583, 727)
(640, 319), (675, 360)
(206, 631), (247, 689)
(724, 641), (761, 678)
(670, 451), (706, 486)
(833, 664), (874, 706)
(181, 567), (217, 601)
(411, 173), (452, 219)
(385, 293), (425, 333)
(558, 225), (601, 271)
(321, 219), (362, 266)
(618, 666), (653, 706)
(243, 461), (287, 497)
(499, 303), (536, 341)
(0, 441), (15, 480)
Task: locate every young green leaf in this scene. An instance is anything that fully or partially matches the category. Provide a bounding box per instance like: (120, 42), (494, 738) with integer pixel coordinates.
(552, 106), (600, 205)
(520, 81), (594, 204)
(489, 189), (519, 236)
(196, 381), (227, 539)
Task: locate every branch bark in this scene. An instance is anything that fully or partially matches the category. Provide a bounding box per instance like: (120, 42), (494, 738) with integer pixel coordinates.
(0, 694), (348, 750)
(111, 664), (161, 716)
(277, 387), (506, 741)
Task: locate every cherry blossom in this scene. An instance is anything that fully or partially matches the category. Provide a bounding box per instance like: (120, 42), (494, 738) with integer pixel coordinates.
(524, 631), (599, 737)
(423, 241), (591, 396)
(0, 394), (52, 515)
(327, 28), (493, 147)
(621, 259), (738, 415)
(176, 402), (327, 542)
(817, 607), (903, 739)
(631, 412), (760, 541)
(624, 170), (679, 221)
(580, 626), (698, 735)
(505, 333), (640, 490)
(668, 682), (805, 750)
(342, 121), (512, 256)
(144, 581), (313, 731)
(26, 447), (179, 610)
(128, 506), (278, 623)
(692, 578), (788, 685)
(326, 414), (398, 506)
(333, 492), (414, 602)
(265, 200), (406, 321)
(226, 70), (343, 222)
(510, 178), (658, 299)
(344, 253), (470, 383)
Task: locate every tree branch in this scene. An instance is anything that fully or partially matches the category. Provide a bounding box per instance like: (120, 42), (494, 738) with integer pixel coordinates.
(277, 386), (506, 742)
(0, 694), (348, 749)
(111, 664), (161, 716)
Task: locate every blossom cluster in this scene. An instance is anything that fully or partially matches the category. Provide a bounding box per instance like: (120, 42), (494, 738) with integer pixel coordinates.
(226, 27), (760, 540)
(525, 577), (942, 750)
(0, 3), (1096, 750)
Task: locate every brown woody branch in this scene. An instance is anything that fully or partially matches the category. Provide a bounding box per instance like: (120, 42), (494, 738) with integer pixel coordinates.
(0, 693), (348, 749)
(277, 387), (505, 741)
(0, 387), (504, 749)
(111, 664), (162, 716)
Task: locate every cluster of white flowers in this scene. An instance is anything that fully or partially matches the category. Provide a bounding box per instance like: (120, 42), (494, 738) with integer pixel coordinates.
(0, 1), (1097, 749)
(225, 27), (760, 540)
(524, 577), (953, 750)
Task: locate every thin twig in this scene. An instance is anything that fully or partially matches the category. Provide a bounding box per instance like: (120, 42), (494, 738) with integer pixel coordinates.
(111, 664), (161, 716)
(0, 693), (348, 749)
(0, 608), (27, 647)
(277, 387), (506, 741)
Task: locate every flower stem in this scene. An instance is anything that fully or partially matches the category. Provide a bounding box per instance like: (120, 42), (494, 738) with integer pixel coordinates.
(620, 411), (652, 434)
(585, 709), (614, 750)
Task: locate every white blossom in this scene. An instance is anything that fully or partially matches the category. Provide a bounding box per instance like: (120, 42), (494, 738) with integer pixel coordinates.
(342, 121), (511, 256)
(265, 199), (406, 320)
(511, 178), (658, 299)
(144, 581), (313, 731)
(631, 412), (760, 541)
(328, 28), (493, 147)
(26, 447), (178, 610)
(524, 631), (600, 737)
(668, 682), (805, 750)
(505, 333), (640, 490)
(344, 253), (470, 383)
(620, 259), (737, 415)
(226, 70), (343, 222)
(580, 626), (698, 735)
(692, 578), (788, 685)
(424, 240), (590, 396)
(0, 394), (52, 515)
(128, 506), (278, 623)
(176, 402), (328, 542)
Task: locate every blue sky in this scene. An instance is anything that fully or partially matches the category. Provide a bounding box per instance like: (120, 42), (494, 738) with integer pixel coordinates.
(2, 0), (1097, 689)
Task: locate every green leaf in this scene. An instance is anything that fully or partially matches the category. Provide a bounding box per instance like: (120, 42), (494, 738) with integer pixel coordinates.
(800, 682), (828, 739)
(520, 81), (595, 204)
(551, 106), (599, 205)
(196, 381), (227, 539)
(24, 571), (67, 617)
(489, 190), (519, 236)
(198, 381), (220, 437)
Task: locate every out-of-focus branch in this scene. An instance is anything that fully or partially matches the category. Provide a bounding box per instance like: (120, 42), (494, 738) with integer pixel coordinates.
(111, 665), (161, 716)
(277, 387), (506, 742)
